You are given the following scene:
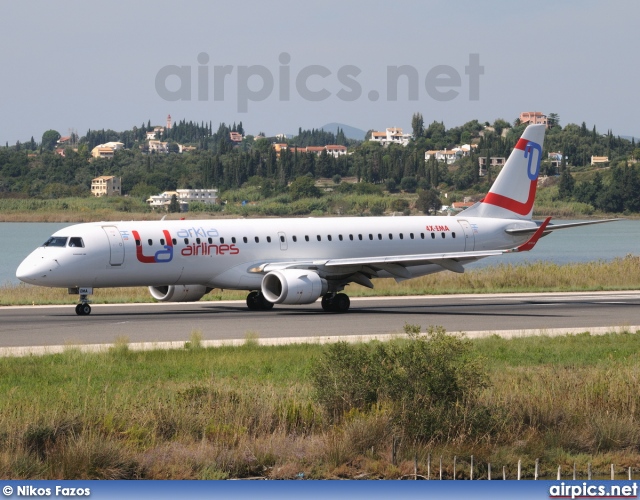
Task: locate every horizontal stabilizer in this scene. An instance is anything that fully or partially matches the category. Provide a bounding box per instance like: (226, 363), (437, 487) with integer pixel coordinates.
(505, 218), (621, 236)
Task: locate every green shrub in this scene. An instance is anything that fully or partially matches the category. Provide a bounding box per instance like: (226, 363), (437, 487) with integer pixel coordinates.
(311, 326), (492, 443)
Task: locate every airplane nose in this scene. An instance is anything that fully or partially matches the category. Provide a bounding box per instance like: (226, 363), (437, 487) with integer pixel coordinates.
(16, 256), (58, 284)
(16, 259), (39, 284)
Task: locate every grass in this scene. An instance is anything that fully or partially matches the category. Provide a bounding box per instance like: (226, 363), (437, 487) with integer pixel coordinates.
(3, 256), (640, 306)
(1, 329), (640, 479)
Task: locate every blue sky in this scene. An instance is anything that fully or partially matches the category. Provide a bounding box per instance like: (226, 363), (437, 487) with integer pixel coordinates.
(1, 0), (637, 143)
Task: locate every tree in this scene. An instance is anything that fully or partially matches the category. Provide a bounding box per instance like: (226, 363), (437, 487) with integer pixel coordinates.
(41, 130), (61, 151)
(168, 194), (180, 213)
(411, 112), (424, 139)
(400, 176), (417, 192)
(547, 113), (560, 128)
(289, 175), (321, 200)
(415, 188), (442, 215)
(492, 118), (510, 136)
(557, 167), (575, 200)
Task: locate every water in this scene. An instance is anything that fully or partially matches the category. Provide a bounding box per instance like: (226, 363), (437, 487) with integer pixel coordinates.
(1, 222), (70, 285)
(2, 220), (639, 286)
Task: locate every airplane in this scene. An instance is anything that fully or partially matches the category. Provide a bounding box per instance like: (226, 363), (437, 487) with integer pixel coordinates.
(16, 124), (616, 315)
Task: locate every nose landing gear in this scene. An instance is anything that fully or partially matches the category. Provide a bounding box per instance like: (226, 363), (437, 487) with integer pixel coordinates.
(69, 287), (93, 316)
(75, 302), (91, 316)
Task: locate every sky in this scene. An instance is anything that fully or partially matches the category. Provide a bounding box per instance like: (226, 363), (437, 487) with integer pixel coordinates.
(1, 0), (638, 144)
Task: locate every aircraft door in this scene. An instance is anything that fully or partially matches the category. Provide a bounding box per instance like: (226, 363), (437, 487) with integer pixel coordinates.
(278, 232), (288, 251)
(457, 219), (475, 251)
(102, 226), (125, 266)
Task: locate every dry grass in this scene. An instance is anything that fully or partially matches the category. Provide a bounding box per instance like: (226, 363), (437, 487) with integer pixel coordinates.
(0, 332), (640, 479)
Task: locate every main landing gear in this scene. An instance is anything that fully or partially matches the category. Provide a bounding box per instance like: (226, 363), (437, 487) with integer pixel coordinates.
(246, 291), (274, 311)
(321, 293), (350, 313)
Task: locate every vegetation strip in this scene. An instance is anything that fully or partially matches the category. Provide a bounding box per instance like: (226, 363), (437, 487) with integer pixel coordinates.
(1, 327), (640, 479)
(1, 324), (637, 358)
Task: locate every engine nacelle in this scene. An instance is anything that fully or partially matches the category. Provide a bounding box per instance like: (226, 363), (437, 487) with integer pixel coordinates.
(261, 269), (328, 305)
(149, 285), (210, 302)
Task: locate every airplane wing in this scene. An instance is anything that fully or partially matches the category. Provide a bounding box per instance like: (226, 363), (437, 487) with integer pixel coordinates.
(254, 218), (551, 281)
(505, 218), (620, 236)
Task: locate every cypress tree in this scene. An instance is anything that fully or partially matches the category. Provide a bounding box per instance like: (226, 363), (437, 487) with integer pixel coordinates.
(558, 167), (574, 200)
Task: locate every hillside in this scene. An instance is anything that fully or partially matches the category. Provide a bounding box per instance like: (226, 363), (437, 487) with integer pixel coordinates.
(1, 116), (639, 218)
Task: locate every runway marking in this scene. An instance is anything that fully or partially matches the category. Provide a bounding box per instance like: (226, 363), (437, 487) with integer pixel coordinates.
(472, 295), (639, 302)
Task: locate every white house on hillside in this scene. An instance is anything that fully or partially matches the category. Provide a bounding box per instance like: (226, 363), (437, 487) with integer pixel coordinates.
(369, 127), (411, 147)
(147, 189), (218, 211)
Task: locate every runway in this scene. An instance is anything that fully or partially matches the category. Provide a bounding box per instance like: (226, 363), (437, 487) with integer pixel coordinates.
(2, 291), (640, 353)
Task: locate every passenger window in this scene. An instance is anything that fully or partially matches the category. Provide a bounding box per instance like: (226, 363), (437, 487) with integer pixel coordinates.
(243, 237), (248, 243)
(148, 239), (153, 245)
(317, 235), (321, 241)
(304, 235), (309, 242)
(431, 233), (435, 239)
(292, 236), (297, 242)
(267, 236), (271, 243)
(339, 235), (343, 241)
(184, 238), (189, 244)
(172, 239), (177, 245)
(369, 234), (373, 240)
(358, 234), (363, 240)
(68, 237), (84, 248)
(328, 235), (332, 241)
(279, 235), (285, 243)
(441, 233), (445, 238)
(255, 236), (259, 243)
(135, 239), (141, 246)
(208, 238), (212, 244)
(160, 238), (165, 245)
(349, 234), (354, 241)
(43, 236), (68, 247)
(196, 238), (201, 244)
(410, 233), (414, 239)
(220, 237), (225, 244)
(421, 233), (425, 239)
(388, 234), (393, 240)
(399, 233), (403, 240)
(232, 237), (236, 244)
(452, 232), (456, 238)
(378, 234), (382, 240)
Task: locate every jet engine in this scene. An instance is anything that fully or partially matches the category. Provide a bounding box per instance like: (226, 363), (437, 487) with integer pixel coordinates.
(149, 285), (211, 302)
(261, 269), (328, 305)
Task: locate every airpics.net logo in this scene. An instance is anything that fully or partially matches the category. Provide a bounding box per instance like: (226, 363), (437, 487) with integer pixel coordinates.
(155, 52), (484, 112)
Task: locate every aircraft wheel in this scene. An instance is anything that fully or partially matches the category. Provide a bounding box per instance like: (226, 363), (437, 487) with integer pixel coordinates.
(258, 294), (274, 310)
(246, 291), (260, 310)
(247, 292), (274, 311)
(76, 303), (91, 316)
(333, 293), (350, 313)
(321, 294), (334, 312)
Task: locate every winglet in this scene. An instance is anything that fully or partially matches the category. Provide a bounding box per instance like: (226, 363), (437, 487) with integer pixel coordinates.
(510, 216), (552, 252)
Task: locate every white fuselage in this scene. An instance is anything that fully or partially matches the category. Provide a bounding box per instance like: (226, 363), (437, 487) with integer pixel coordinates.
(16, 215), (534, 290)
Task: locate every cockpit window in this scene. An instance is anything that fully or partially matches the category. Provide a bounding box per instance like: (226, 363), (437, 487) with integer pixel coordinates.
(68, 237), (84, 248)
(43, 236), (68, 247)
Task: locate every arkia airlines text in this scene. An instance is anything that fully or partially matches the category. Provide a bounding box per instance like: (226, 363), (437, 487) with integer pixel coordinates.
(17, 124), (615, 315)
